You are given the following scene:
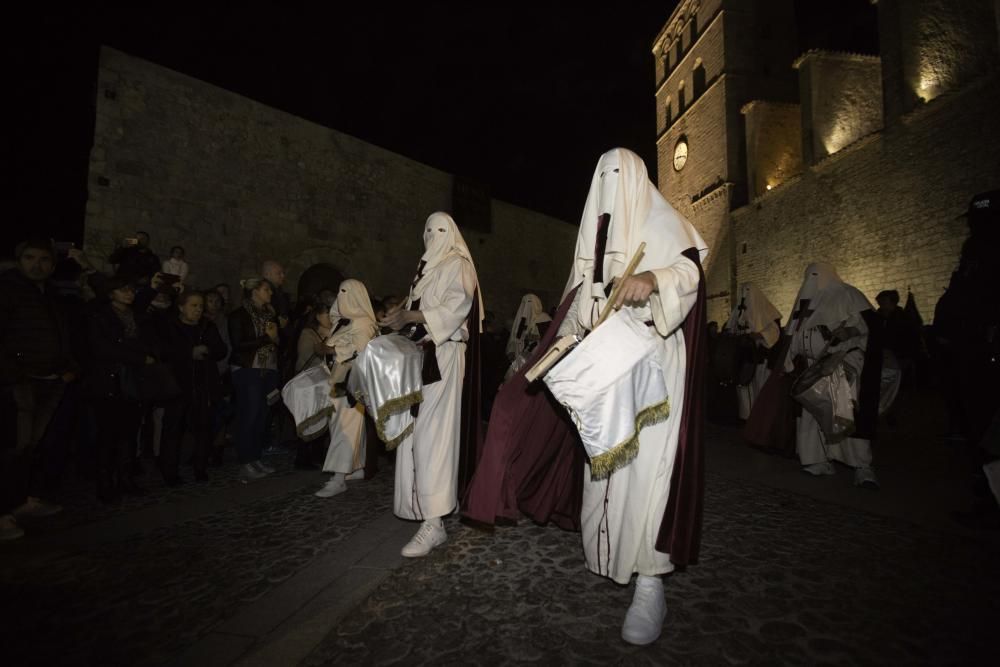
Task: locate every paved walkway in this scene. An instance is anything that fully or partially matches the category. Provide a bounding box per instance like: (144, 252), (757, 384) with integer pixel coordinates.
(2, 389), (997, 665)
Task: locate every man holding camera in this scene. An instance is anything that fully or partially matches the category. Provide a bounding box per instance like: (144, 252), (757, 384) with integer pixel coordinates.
(1, 238), (78, 540)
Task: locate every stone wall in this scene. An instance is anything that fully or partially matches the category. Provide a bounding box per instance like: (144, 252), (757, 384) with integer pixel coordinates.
(732, 74), (1000, 322)
(795, 51), (883, 165)
(880, 0), (999, 121)
(84, 47), (576, 323)
(742, 101), (802, 200)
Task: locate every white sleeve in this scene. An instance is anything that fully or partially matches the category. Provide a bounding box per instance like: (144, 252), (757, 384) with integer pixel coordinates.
(556, 285), (585, 338)
(422, 258), (475, 345)
(648, 255), (700, 337)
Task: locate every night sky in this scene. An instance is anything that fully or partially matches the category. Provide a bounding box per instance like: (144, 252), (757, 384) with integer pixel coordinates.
(6, 1), (876, 255)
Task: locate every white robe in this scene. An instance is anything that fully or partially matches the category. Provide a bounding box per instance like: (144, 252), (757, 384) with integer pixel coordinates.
(788, 312), (873, 469)
(323, 396), (366, 474)
(561, 255), (700, 584)
(394, 254), (476, 520)
(321, 282), (379, 476)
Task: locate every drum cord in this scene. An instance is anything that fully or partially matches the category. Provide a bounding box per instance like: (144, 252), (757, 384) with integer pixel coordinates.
(411, 443), (425, 521)
(595, 478), (613, 577)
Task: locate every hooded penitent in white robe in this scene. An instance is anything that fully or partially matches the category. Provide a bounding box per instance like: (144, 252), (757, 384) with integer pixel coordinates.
(553, 148), (707, 585)
(506, 294), (551, 361)
(395, 212), (481, 520)
(784, 262), (874, 469)
(322, 279), (379, 475)
(724, 283), (782, 419)
(504, 294), (551, 379)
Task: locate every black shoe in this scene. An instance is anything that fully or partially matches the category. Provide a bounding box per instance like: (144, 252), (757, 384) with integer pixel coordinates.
(294, 460), (320, 471)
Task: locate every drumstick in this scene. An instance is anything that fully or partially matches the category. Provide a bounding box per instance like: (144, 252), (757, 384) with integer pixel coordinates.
(595, 242), (646, 328)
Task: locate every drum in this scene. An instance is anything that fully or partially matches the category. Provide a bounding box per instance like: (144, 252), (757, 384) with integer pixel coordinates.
(281, 364), (334, 441)
(791, 350), (855, 442)
(543, 310), (671, 480)
(348, 334), (424, 449)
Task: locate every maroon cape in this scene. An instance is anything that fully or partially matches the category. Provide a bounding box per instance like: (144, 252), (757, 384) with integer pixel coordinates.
(457, 288), (484, 498)
(462, 248), (707, 567)
(461, 285), (585, 530)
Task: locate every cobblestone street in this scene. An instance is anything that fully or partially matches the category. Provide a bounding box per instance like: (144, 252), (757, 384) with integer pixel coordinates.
(2, 393), (998, 665)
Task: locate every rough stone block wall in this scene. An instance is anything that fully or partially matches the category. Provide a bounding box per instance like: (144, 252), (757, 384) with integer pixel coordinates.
(900, 0), (998, 102)
(881, 0), (999, 120)
(691, 185), (735, 324)
(796, 52), (883, 165)
(733, 75), (1000, 323)
(743, 101), (802, 199)
(84, 48), (576, 322)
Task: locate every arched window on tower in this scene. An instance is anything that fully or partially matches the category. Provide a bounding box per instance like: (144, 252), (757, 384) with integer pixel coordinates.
(692, 58), (706, 99)
(674, 37), (682, 66)
(678, 80), (686, 114)
(688, 14), (698, 44)
(664, 96), (672, 127)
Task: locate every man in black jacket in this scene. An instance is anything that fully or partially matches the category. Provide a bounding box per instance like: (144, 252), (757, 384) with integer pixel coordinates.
(1, 238), (77, 540)
(108, 231), (161, 284)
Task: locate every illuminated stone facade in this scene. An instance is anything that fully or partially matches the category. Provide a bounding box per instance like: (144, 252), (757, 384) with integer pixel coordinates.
(653, 0), (1000, 323)
(85, 48), (576, 321)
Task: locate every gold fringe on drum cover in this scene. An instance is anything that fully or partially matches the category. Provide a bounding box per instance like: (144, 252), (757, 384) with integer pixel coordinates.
(589, 398), (671, 480)
(371, 390), (424, 450)
(295, 406), (335, 441)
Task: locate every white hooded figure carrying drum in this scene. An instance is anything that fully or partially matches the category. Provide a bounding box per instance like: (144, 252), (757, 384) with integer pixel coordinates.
(380, 211), (483, 558)
(784, 262), (881, 489)
(546, 148), (708, 646)
(314, 279), (379, 499)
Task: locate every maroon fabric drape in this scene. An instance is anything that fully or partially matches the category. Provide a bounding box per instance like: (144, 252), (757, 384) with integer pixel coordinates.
(457, 288), (484, 498)
(742, 332), (798, 458)
(461, 286), (584, 530)
(654, 247), (707, 566)
(854, 308), (883, 441)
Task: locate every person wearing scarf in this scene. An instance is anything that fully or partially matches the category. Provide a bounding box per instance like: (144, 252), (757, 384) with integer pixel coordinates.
(723, 283), (782, 419)
(380, 212), (484, 558)
(315, 279), (380, 498)
(784, 262), (881, 489)
(551, 148), (708, 646)
(227, 277), (281, 481)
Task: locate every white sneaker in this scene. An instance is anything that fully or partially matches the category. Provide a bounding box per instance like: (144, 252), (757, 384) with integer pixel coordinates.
(13, 496), (63, 519)
(345, 469), (365, 481)
(401, 521), (447, 558)
(253, 460), (275, 474)
(803, 461), (836, 476)
(314, 477), (348, 498)
(241, 464), (268, 481)
(622, 575), (667, 645)
(853, 466), (880, 489)
(0, 514), (25, 541)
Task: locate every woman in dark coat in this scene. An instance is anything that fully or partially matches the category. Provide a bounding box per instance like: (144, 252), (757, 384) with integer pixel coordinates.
(86, 276), (158, 502)
(157, 291), (228, 485)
